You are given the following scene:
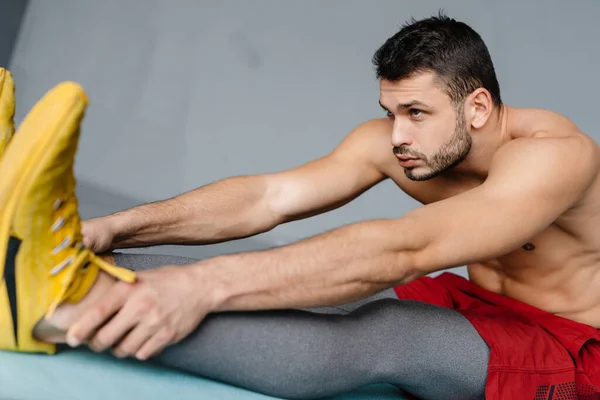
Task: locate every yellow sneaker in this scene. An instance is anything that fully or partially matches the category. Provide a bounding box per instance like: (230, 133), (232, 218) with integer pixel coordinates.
(0, 81), (136, 354)
(0, 68), (16, 158)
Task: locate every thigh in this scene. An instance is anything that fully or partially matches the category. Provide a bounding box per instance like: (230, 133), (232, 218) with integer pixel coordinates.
(349, 298), (489, 400)
(155, 296), (487, 400)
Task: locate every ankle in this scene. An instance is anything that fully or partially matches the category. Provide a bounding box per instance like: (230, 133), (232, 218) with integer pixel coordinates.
(34, 270), (116, 343)
(55, 270), (116, 327)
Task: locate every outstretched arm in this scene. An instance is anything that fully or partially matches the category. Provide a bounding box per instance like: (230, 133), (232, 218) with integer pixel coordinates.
(83, 119), (389, 251)
(207, 136), (598, 310)
(69, 135), (598, 360)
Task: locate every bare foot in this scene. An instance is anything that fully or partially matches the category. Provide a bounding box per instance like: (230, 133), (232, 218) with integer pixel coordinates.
(33, 254), (118, 344)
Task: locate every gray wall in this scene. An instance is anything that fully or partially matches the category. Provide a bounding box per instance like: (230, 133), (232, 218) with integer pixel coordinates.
(7, 1), (600, 276)
(0, 0), (29, 68)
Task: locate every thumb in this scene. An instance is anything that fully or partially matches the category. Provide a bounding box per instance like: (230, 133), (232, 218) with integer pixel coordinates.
(81, 234), (94, 250)
(81, 220), (99, 251)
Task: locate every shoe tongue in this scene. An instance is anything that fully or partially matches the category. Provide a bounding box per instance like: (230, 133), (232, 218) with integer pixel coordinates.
(0, 72), (15, 116)
(0, 69), (15, 151)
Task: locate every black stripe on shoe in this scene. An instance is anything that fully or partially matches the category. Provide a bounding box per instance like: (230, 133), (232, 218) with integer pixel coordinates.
(4, 236), (21, 345)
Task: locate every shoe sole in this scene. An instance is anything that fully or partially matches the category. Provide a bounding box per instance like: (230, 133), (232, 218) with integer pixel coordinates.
(0, 82), (88, 351)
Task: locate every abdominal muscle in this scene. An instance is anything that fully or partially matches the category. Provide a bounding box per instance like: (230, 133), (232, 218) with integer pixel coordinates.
(467, 257), (600, 329)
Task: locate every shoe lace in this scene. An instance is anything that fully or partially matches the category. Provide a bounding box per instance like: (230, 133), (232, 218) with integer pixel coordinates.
(45, 191), (135, 318)
(50, 194), (84, 276)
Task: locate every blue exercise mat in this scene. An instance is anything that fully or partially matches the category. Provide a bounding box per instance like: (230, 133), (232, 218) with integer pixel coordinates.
(0, 348), (408, 400)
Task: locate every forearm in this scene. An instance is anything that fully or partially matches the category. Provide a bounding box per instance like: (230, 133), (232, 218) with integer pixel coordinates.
(202, 217), (426, 311)
(103, 176), (278, 249)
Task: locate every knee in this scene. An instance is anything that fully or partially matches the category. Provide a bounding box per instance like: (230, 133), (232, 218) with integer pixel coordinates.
(348, 299), (489, 399)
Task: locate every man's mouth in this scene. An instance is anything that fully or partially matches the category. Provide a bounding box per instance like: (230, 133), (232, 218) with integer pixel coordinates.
(396, 155), (418, 161)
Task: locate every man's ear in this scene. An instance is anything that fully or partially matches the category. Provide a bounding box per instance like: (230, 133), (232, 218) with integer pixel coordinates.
(465, 89), (494, 129)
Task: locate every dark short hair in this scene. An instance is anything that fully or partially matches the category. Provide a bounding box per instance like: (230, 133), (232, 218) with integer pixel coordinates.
(372, 12), (502, 107)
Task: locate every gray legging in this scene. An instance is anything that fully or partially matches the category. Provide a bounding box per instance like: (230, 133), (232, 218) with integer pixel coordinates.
(113, 253), (490, 400)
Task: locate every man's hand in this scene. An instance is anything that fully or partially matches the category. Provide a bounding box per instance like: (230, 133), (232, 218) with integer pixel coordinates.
(66, 265), (211, 360)
(81, 217), (117, 253)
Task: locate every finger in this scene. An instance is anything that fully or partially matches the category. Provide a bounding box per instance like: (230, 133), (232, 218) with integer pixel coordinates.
(66, 281), (132, 348)
(111, 321), (160, 359)
(90, 281), (160, 353)
(88, 289), (153, 353)
(88, 307), (139, 353)
(80, 221), (95, 248)
(134, 327), (177, 361)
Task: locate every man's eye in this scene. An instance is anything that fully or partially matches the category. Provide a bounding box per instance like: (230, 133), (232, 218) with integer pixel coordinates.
(386, 111), (394, 119)
(409, 109), (424, 117)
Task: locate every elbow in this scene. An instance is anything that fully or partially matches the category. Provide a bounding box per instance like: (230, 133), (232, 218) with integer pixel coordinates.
(368, 249), (426, 289)
(394, 211), (440, 280)
(242, 200), (286, 236)
(394, 249), (427, 286)
(393, 235), (437, 286)
(364, 217), (434, 288)
(236, 176), (284, 235)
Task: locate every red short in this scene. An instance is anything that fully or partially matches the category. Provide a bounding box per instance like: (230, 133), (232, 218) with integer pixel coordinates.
(393, 272), (600, 400)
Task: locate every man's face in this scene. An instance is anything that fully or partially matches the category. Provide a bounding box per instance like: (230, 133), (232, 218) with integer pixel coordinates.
(379, 72), (472, 181)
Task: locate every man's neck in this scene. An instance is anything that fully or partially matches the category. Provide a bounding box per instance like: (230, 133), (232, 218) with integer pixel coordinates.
(443, 104), (510, 182)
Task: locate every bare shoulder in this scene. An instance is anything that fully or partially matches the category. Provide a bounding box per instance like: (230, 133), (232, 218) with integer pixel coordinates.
(493, 134), (599, 174)
(511, 107), (589, 139)
(506, 107), (599, 159)
(491, 123), (600, 206)
(333, 117), (396, 171)
(335, 118), (392, 149)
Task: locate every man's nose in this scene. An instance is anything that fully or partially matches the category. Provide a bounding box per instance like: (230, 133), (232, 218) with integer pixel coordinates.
(391, 121), (413, 148)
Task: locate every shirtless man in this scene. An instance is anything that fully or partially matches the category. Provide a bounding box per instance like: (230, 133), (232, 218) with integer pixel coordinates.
(1, 13), (599, 400)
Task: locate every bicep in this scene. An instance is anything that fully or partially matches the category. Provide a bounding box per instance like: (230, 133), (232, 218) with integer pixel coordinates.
(406, 187), (554, 272)
(265, 120), (390, 224)
(265, 154), (384, 224)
